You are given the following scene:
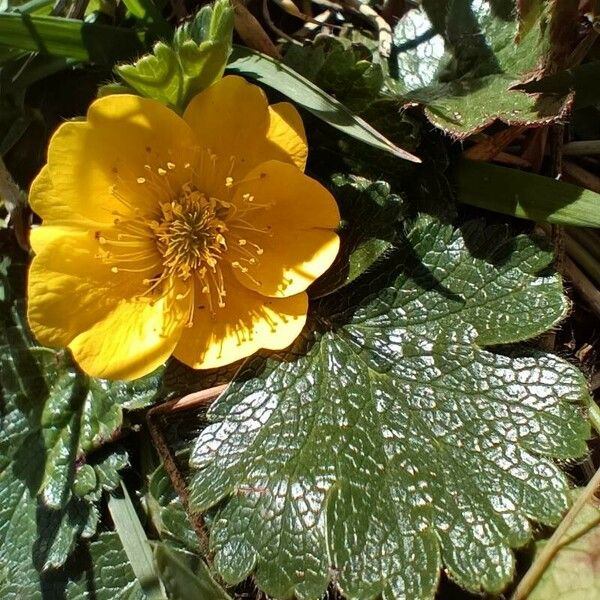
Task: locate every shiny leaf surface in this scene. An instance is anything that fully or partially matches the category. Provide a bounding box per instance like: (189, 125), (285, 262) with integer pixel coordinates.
(188, 217), (589, 599)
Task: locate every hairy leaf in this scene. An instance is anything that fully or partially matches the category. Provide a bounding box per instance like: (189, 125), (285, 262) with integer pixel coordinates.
(394, 0), (571, 137)
(188, 217), (589, 599)
(116, 0), (234, 111)
(311, 174), (404, 297)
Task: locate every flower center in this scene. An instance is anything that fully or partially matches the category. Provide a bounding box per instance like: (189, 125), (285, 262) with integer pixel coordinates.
(152, 183), (228, 282)
(97, 151), (271, 316)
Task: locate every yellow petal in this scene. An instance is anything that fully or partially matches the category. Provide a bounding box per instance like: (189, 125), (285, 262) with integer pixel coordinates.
(68, 281), (191, 380)
(173, 271), (307, 369)
(229, 160), (340, 297)
(263, 102), (307, 171)
(183, 75), (270, 178)
(183, 77), (307, 180)
(35, 94), (196, 226)
(27, 225), (158, 348)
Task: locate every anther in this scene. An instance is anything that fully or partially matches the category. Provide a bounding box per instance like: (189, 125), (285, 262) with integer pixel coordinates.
(225, 177), (234, 188)
(111, 266), (119, 273)
(167, 162), (176, 170)
(137, 177), (146, 184)
(157, 167), (167, 176)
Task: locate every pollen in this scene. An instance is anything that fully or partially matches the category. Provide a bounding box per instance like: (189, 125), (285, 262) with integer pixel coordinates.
(154, 183), (228, 283)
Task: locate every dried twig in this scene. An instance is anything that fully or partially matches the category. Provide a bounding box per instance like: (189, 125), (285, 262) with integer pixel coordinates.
(463, 127), (528, 161)
(563, 140), (600, 155)
(564, 257), (600, 317)
(563, 159), (600, 194)
(262, 0), (301, 45)
(146, 384), (228, 554)
(338, 0), (392, 57)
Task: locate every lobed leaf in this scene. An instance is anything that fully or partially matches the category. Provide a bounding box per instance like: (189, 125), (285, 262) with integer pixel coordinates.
(393, 0), (571, 137)
(188, 217), (590, 599)
(116, 0), (234, 111)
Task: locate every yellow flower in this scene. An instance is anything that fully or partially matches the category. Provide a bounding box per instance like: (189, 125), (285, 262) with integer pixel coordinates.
(27, 76), (340, 380)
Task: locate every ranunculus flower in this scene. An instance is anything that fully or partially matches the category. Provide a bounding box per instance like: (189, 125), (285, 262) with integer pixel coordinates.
(27, 76), (340, 380)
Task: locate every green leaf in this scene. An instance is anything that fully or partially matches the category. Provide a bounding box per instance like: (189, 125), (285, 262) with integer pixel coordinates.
(0, 255), (150, 593)
(188, 217), (590, 599)
(154, 543), (232, 600)
(456, 159), (600, 227)
(148, 464), (200, 553)
(283, 35), (384, 113)
(394, 0), (570, 138)
(108, 483), (167, 600)
(0, 13), (144, 65)
(66, 532), (146, 600)
(116, 0), (234, 111)
(226, 45), (420, 163)
(311, 174), (404, 297)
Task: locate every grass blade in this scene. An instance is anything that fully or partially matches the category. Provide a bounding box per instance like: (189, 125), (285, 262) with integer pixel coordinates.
(226, 45), (420, 163)
(0, 13), (143, 64)
(456, 159), (600, 228)
(108, 482), (168, 600)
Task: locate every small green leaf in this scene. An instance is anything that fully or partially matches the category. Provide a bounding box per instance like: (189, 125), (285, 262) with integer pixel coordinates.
(226, 45), (420, 163)
(0, 13), (144, 65)
(456, 159), (600, 228)
(66, 532), (146, 600)
(73, 464), (97, 498)
(116, 0), (234, 111)
(154, 543), (232, 600)
(188, 217), (589, 599)
(148, 464), (200, 553)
